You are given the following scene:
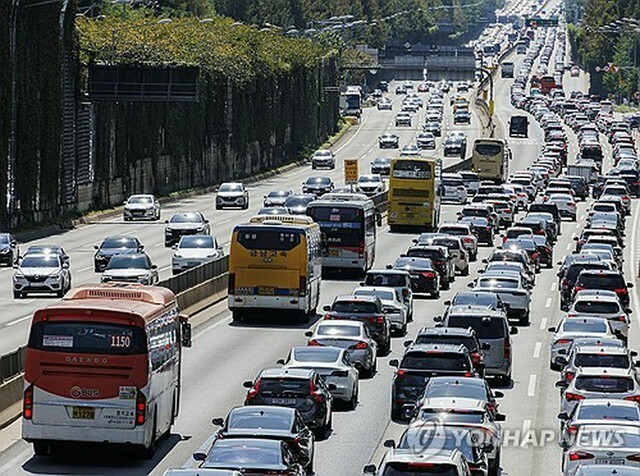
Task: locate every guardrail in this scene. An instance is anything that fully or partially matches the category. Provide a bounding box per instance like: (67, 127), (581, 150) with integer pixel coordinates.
(159, 255), (229, 296)
(1, 347), (25, 384)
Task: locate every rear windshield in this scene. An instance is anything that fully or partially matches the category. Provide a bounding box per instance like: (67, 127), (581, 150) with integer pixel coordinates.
(563, 320), (608, 333)
(447, 316), (505, 339)
(400, 353), (469, 371)
(28, 322), (147, 355)
(426, 382), (486, 399)
(236, 228), (302, 251)
(415, 335), (478, 352)
(574, 354), (629, 368)
(365, 274), (407, 287)
(332, 301), (377, 313)
(259, 378), (310, 396)
(381, 463), (459, 475)
(577, 274), (625, 290)
(475, 143), (503, 156)
(578, 405), (640, 421)
(407, 249), (443, 260)
(574, 376), (634, 393)
(567, 264), (608, 282)
(574, 301), (620, 314)
(420, 409), (485, 424)
(316, 325), (359, 337)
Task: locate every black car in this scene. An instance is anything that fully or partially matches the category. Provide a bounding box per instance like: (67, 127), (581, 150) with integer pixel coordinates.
(559, 261), (612, 311)
(164, 212), (210, 247)
(323, 295), (391, 355)
(531, 234), (553, 268)
(404, 246), (453, 290)
(302, 177), (334, 196)
(243, 368), (334, 438)
(389, 343), (476, 421)
(392, 256), (441, 297)
(0, 233), (19, 266)
(371, 157), (392, 176)
(574, 270), (634, 310)
(93, 235), (144, 272)
(565, 175), (589, 200)
(194, 438), (305, 475)
(509, 115), (529, 138)
(210, 406), (314, 471)
(458, 216), (494, 245)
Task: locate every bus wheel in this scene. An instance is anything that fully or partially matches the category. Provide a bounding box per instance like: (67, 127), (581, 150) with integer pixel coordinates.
(140, 414), (157, 460)
(33, 441), (50, 457)
(298, 311), (310, 324)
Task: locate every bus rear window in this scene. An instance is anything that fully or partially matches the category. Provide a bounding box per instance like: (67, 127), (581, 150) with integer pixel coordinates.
(475, 143), (502, 155)
(237, 229), (301, 251)
(28, 321), (146, 355)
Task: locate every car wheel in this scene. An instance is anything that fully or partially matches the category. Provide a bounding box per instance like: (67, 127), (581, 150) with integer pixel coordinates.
(489, 448), (501, 476)
(347, 384), (358, 410)
(124, 217), (130, 222)
(432, 289), (440, 299)
(519, 311), (530, 326)
(33, 441), (50, 457)
(496, 374), (511, 387)
(232, 311), (245, 323)
(312, 164), (316, 170)
(550, 362), (561, 371)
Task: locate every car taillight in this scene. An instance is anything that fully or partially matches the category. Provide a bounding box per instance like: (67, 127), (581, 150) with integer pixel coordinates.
(421, 271), (436, 279)
(463, 237), (474, 243)
(396, 369), (406, 377)
(324, 314), (331, 320)
(569, 451), (594, 461)
(504, 341), (511, 360)
(565, 372), (575, 381)
(136, 390), (147, 425)
(308, 339), (321, 346)
(627, 454), (640, 462)
(433, 260), (444, 267)
(505, 209), (512, 214)
(532, 252), (539, 260)
(471, 352), (482, 364)
(566, 425), (578, 435)
(355, 341), (368, 349)
(23, 384), (33, 420)
(573, 286), (585, 293)
(614, 288), (629, 295)
(555, 339), (571, 345)
(246, 379), (262, 402)
(299, 275), (307, 297)
(502, 236), (507, 244)
(367, 316), (385, 324)
(565, 392), (585, 402)
(228, 273), (235, 294)
(358, 242), (365, 258)
(624, 395), (640, 403)
(613, 315), (627, 322)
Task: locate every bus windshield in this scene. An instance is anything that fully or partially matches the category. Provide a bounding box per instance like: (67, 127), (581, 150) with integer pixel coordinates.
(475, 143), (502, 155)
(392, 160), (432, 179)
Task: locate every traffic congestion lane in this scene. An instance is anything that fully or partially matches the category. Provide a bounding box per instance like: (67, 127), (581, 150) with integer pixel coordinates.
(0, 81), (483, 356)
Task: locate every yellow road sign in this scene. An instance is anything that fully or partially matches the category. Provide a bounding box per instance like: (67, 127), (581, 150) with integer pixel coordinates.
(345, 158), (358, 184)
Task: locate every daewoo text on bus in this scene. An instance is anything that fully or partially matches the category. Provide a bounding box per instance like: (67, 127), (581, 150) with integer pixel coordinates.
(22, 283), (192, 458)
(306, 192), (378, 275)
(228, 215), (322, 322)
(387, 157), (441, 232)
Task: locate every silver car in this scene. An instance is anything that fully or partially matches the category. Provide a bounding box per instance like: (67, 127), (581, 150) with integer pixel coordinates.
(216, 182), (249, 210)
(279, 346), (359, 408)
(438, 223), (478, 261)
(172, 235), (224, 275)
(470, 274), (531, 325)
(559, 345), (635, 387)
(13, 253), (71, 299)
(353, 286), (408, 336)
(432, 236), (469, 276)
(549, 317), (618, 371)
(563, 425), (640, 473)
(123, 194), (160, 221)
(558, 367), (640, 416)
(362, 269), (413, 320)
(304, 321), (377, 378)
(568, 291), (630, 342)
(101, 253), (159, 285)
(356, 174), (385, 197)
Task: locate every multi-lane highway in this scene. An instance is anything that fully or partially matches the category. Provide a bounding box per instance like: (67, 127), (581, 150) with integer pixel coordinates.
(0, 9), (638, 476)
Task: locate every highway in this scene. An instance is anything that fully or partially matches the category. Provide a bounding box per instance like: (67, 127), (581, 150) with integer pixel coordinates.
(0, 15), (637, 476)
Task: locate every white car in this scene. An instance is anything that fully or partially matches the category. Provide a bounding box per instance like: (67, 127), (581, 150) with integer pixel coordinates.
(123, 194), (161, 221)
(353, 286), (408, 336)
(311, 150), (336, 169)
(568, 291), (630, 342)
(279, 346), (359, 408)
(356, 174), (385, 197)
(13, 253), (71, 299)
(549, 317), (617, 371)
(432, 235), (469, 276)
(548, 193), (577, 221)
(364, 448), (472, 476)
(441, 173), (468, 204)
(563, 425), (640, 473)
(470, 274), (530, 325)
(395, 112), (412, 127)
(416, 132), (436, 149)
(438, 223), (478, 261)
(216, 183), (249, 209)
(100, 253), (159, 285)
(362, 269), (413, 320)
(172, 235), (224, 275)
(304, 320), (378, 377)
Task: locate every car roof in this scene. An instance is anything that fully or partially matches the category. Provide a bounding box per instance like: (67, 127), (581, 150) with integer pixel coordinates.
(317, 320), (362, 328)
(575, 345), (628, 355)
(383, 447), (463, 465)
(417, 326), (475, 337)
(334, 294), (378, 303)
(407, 343), (467, 353)
(367, 269), (410, 276)
(574, 367), (633, 377)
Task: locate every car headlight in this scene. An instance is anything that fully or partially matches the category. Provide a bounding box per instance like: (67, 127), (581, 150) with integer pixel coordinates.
(196, 226), (205, 232)
(13, 273), (25, 281)
(50, 273), (61, 280)
(165, 228), (173, 233)
(0, 249), (9, 254)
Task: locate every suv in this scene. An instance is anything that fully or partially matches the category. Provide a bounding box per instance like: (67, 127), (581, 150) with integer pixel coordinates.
(574, 270), (634, 310)
(405, 245), (455, 289)
(243, 368), (334, 437)
(362, 269), (413, 320)
(123, 194), (161, 221)
(93, 235), (144, 272)
(389, 343), (476, 420)
(323, 295), (391, 355)
(364, 448), (472, 476)
(13, 253), (71, 299)
(310, 150), (335, 169)
(216, 182), (249, 210)
(164, 212), (210, 247)
(0, 233), (19, 266)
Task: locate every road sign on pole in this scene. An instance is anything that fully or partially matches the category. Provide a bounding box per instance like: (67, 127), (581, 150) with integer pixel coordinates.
(345, 158), (359, 184)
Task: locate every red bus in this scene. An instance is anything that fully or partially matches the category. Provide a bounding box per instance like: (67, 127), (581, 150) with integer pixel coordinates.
(22, 283), (192, 457)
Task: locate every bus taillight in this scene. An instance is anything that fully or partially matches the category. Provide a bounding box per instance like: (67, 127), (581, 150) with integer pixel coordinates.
(299, 276), (307, 297)
(358, 242), (365, 258)
(228, 273), (235, 294)
(23, 385), (33, 420)
(136, 390), (146, 426)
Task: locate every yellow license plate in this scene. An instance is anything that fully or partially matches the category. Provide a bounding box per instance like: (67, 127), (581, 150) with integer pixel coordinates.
(259, 287), (275, 295)
(72, 407), (95, 419)
(328, 249), (340, 257)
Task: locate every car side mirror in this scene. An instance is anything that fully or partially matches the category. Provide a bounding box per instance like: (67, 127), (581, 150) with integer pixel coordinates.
(466, 282), (474, 288)
(481, 259), (488, 264)
(495, 414), (506, 422)
(389, 359), (399, 368)
(10, 242), (16, 248)
(403, 340), (414, 348)
(481, 343), (491, 350)
(139, 245), (145, 250)
(179, 315), (192, 348)
(443, 300), (451, 306)
(494, 391), (504, 398)
(164, 220), (169, 224)
(557, 348), (567, 355)
(172, 244), (178, 250)
(557, 412), (569, 420)
(304, 331), (313, 338)
(150, 264), (158, 270)
(363, 464), (377, 475)
(211, 417), (224, 426)
(386, 264), (393, 270)
(547, 326), (556, 333)
(555, 381), (568, 389)
(433, 315), (442, 322)
(94, 245), (99, 250)
(62, 262), (69, 269)
(12, 264), (18, 269)
(557, 356), (568, 366)
(323, 305), (331, 312)
(412, 239), (418, 244)
(627, 282), (634, 288)
(383, 439), (395, 448)
(243, 380), (254, 389)
(204, 220), (209, 224)
(510, 326), (519, 335)
(276, 358), (285, 365)
(477, 269), (484, 274)
(193, 452), (207, 462)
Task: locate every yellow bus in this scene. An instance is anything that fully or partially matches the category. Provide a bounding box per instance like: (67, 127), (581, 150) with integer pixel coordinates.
(471, 138), (511, 183)
(228, 215), (322, 322)
(388, 158), (440, 232)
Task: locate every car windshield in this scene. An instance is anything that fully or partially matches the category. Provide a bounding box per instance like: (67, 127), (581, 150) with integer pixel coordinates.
(107, 255), (149, 270)
(578, 405), (640, 421)
(267, 191), (289, 197)
(101, 237), (137, 249)
(219, 184), (243, 192)
(574, 301), (620, 314)
(307, 177), (331, 185)
(400, 353), (468, 371)
(332, 301), (377, 313)
(314, 150), (331, 157)
(563, 320), (608, 333)
(170, 213), (203, 223)
(448, 315), (505, 338)
(285, 196), (314, 207)
(316, 325), (360, 337)
(128, 196), (153, 204)
(359, 176), (380, 183)
(20, 256), (60, 268)
(292, 347), (340, 363)
(205, 440), (281, 466)
(575, 354), (629, 368)
(355, 289), (395, 301)
(426, 381), (486, 400)
(179, 236), (214, 249)
(574, 376), (634, 393)
(228, 411), (291, 431)
(394, 257), (433, 270)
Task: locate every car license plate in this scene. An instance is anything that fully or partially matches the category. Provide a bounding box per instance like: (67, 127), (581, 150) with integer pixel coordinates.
(259, 287), (275, 295)
(270, 398), (296, 405)
(187, 261), (200, 267)
(328, 249), (340, 257)
(595, 458), (624, 465)
(72, 407), (95, 419)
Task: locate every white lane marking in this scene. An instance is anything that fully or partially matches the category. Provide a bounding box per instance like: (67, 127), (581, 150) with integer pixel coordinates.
(153, 242), (163, 248)
(540, 317), (548, 331)
(527, 374), (537, 397)
(571, 232), (577, 238)
(6, 314), (32, 327)
(550, 282), (557, 292)
(566, 243), (571, 251)
(0, 447), (33, 475)
(217, 219), (232, 225)
(545, 298), (552, 308)
(533, 342), (542, 359)
(334, 112), (369, 155)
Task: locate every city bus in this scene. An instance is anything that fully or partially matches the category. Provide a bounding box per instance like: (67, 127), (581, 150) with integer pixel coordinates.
(387, 157), (441, 232)
(228, 215), (322, 322)
(306, 193), (377, 274)
(22, 283), (192, 457)
(471, 138), (511, 183)
(540, 75), (556, 94)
